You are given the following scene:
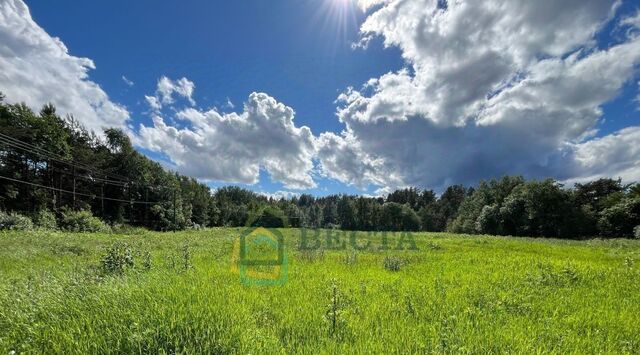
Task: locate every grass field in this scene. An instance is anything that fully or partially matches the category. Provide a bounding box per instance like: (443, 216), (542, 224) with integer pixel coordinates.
(1, 228), (639, 353)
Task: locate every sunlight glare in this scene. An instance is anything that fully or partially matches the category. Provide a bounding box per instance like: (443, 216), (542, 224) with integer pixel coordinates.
(310, 0), (360, 53)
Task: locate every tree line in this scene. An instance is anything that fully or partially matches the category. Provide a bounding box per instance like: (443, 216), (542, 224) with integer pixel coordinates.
(1, 95), (639, 238)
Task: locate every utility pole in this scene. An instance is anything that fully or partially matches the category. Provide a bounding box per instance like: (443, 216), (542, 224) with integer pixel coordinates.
(128, 184), (133, 225)
(173, 188), (177, 232)
(144, 186), (149, 227)
(72, 165), (76, 210)
(100, 178), (105, 218)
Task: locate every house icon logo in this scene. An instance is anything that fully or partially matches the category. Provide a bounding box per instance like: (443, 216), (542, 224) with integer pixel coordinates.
(231, 209), (288, 286)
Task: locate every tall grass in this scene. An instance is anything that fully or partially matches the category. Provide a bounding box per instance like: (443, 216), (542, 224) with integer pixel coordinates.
(0, 229), (639, 353)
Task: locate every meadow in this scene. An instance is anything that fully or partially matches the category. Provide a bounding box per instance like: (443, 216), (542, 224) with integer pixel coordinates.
(0, 228), (639, 354)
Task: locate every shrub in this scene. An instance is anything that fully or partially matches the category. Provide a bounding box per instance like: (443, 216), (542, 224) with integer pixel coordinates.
(383, 256), (403, 272)
(59, 209), (109, 233)
(0, 210), (33, 231)
(110, 223), (147, 235)
(101, 242), (134, 275)
(248, 206), (288, 228)
(634, 225), (640, 240)
(32, 209), (57, 230)
(598, 198), (640, 238)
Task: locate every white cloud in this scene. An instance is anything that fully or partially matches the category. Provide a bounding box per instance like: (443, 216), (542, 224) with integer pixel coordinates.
(144, 95), (162, 112)
(156, 76), (195, 106)
(257, 190), (301, 200)
(621, 9), (640, 29)
(4, 0), (639, 192)
(143, 76), (196, 112)
(318, 0), (640, 190)
(137, 92), (317, 189)
(0, 0), (129, 133)
(225, 97), (235, 110)
(122, 75), (134, 86)
(316, 130), (405, 192)
(562, 126), (640, 185)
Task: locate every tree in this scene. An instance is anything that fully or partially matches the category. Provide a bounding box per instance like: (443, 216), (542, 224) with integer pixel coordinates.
(322, 200), (339, 227)
(400, 204), (421, 231)
(337, 196), (357, 230)
(437, 184), (468, 231)
(598, 197), (640, 238)
(450, 176), (524, 234)
(380, 202), (403, 231)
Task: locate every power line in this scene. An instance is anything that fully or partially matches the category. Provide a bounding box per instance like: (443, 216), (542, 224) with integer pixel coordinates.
(0, 131), (135, 182)
(0, 133), (174, 190)
(0, 174), (159, 205)
(0, 132), (131, 183)
(0, 152), (130, 188)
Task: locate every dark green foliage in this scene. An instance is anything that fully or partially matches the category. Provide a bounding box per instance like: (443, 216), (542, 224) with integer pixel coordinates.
(59, 208), (109, 233)
(447, 177), (640, 239)
(32, 209), (57, 230)
(248, 206), (288, 228)
(1, 97), (639, 237)
(101, 242), (135, 275)
(449, 176), (524, 234)
(598, 198), (640, 238)
(0, 99), (222, 231)
(0, 210), (33, 231)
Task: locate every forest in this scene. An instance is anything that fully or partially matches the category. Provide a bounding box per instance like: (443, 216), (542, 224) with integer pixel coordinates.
(1, 94), (639, 238)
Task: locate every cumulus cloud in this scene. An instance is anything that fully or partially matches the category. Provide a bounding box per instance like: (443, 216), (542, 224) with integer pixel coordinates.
(4, 0), (639, 192)
(143, 76), (196, 113)
(144, 95), (162, 112)
(157, 76), (195, 106)
(316, 130), (405, 192)
(137, 92), (317, 189)
(0, 0), (129, 133)
(566, 126), (640, 184)
(317, 0), (640, 190)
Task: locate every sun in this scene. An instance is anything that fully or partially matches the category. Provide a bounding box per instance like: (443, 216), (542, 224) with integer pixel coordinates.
(309, 0), (360, 50)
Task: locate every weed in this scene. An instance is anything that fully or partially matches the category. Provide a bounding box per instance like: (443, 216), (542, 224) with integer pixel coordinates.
(142, 251), (153, 270)
(298, 249), (325, 263)
(383, 256), (403, 271)
(101, 242), (134, 275)
(344, 250), (358, 265)
(624, 256), (634, 268)
(324, 279), (346, 338)
(182, 243), (192, 271)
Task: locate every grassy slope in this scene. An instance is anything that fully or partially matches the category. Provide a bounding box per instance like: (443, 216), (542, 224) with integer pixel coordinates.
(0, 228), (639, 354)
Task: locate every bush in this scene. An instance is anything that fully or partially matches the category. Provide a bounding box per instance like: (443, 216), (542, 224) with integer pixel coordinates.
(634, 225), (640, 240)
(248, 206), (288, 228)
(101, 242), (134, 275)
(59, 209), (109, 233)
(383, 256), (403, 272)
(0, 210), (33, 231)
(110, 223), (147, 235)
(598, 198), (640, 238)
(32, 209), (57, 230)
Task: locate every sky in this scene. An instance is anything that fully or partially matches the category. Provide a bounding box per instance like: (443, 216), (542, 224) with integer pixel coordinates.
(1, 0), (640, 197)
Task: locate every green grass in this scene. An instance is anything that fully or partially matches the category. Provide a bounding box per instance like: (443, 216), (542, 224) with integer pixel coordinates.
(1, 228), (639, 353)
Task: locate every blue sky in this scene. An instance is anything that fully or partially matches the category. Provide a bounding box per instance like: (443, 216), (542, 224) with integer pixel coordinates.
(25, 0), (404, 195)
(2, 0), (640, 196)
(26, 0), (406, 133)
